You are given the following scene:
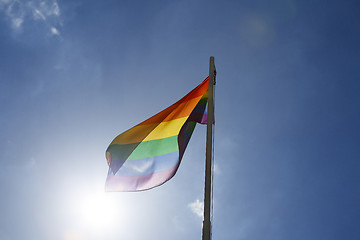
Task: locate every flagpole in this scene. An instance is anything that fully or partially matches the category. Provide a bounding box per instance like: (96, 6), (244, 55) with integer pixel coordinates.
(203, 56), (215, 240)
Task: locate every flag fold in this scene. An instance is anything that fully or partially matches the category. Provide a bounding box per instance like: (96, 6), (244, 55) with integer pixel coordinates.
(105, 77), (209, 191)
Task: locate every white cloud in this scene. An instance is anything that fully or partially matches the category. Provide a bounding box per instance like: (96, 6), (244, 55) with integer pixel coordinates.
(33, 8), (46, 21)
(12, 17), (23, 28)
(50, 1), (60, 16)
(188, 199), (204, 218)
(1, 0), (62, 35)
(38, 0), (60, 17)
(50, 26), (59, 35)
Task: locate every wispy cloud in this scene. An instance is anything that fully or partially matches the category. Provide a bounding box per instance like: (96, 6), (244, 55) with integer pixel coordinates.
(50, 26), (59, 35)
(188, 199), (204, 218)
(33, 7), (46, 21)
(12, 17), (23, 28)
(0, 0), (62, 36)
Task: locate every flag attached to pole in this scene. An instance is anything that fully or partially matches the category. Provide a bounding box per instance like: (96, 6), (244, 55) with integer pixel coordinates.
(105, 77), (209, 191)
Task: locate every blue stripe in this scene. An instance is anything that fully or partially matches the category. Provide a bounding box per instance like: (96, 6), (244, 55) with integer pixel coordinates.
(111, 151), (179, 177)
(192, 103), (207, 115)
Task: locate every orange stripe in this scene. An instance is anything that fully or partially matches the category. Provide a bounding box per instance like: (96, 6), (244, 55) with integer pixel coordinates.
(110, 123), (156, 145)
(109, 77), (209, 145)
(110, 117), (188, 145)
(139, 95), (202, 125)
(138, 77), (209, 125)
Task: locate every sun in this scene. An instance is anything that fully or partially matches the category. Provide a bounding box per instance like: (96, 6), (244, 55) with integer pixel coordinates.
(77, 192), (117, 230)
(68, 186), (121, 236)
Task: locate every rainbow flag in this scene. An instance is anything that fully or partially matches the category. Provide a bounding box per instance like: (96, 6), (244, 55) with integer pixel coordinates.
(105, 77), (209, 191)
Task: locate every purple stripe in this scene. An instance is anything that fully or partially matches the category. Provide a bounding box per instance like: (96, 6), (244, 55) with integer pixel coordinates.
(188, 113), (208, 124)
(187, 101), (208, 124)
(178, 121), (196, 160)
(200, 113), (208, 124)
(105, 166), (179, 192)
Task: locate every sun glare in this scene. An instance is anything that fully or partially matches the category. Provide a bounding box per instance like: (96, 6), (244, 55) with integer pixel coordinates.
(78, 192), (116, 230)
(68, 187), (121, 236)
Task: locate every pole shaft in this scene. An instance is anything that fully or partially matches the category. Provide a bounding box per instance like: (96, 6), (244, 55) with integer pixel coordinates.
(203, 56), (215, 240)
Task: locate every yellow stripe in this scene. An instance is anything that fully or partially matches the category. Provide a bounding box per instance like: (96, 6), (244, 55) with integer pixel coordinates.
(202, 90), (208, 99)
(143, 117), (187, 141)
(110, 117), (188, 145)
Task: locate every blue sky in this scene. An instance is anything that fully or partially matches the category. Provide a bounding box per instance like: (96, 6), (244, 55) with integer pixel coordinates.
(1, 0), (360, 239)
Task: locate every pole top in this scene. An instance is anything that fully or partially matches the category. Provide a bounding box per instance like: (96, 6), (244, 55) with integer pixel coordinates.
(209, 56), (216, 85)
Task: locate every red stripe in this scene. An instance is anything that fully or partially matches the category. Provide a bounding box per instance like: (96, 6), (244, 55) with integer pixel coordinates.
(138, 77), (209, 125)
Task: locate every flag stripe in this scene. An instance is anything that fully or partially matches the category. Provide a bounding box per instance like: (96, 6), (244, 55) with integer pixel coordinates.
(106, 166), (178, 192)
(110, 117), (186, 145)
(110, 135), (179, 161)
(114, 151), (179, 176)
(138, 81), (208, 125)
(127, 136), (178, 160)
(139, 95), (203, 125)
(142, 117), (187, 141)
(105, 77), (209, 191)
(197, 97), (208, 106)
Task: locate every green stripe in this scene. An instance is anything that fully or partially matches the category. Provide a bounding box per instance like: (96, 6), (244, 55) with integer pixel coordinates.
(128, 135), (179, 160)
(106, 142), (138, 162)
(197, 97), (208, 106)
(108, 135), (179, 161)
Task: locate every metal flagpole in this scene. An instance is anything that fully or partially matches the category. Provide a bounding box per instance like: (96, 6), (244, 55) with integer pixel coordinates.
(202, 56), (215, 240)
